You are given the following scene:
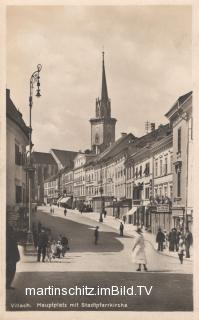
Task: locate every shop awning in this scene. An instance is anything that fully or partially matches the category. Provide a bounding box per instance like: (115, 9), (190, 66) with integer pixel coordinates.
(60, 197), (71, 204)
(57, 196), (64, 203)
(124, 206), (137, 216)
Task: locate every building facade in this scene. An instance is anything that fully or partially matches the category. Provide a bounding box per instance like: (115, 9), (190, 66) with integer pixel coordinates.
(6, 89), (29, 228)
(32, 152), (58, 204)
(165, 91), (193, 231)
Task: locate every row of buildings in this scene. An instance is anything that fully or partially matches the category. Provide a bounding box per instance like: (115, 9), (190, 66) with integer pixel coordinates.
(6, 53), (193, 235)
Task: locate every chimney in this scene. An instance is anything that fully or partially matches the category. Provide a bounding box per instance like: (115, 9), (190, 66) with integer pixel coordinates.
(121, 132), (127, 137)
(151, 123), (155, 132)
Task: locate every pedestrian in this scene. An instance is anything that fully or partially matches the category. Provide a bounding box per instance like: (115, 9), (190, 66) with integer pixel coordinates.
(38, 221), (42, 233)
(178, 235), (185, 264)
(184, 228), (193, 258)
(64, 208), (67, 216)
(176, 228), (181, 251)
(168, 228), (177, 252)
(37, 227), (48, 262)
(94, 226), (99, 245)
(132, 227), (148, 271)
(6, 225), (20, 289)
(120, 222), (124, 236)
(61, 236), (69, 257)
(163, 229), (168, 249)
(103, 210), (107, 218)
(156, 227), (165, 251)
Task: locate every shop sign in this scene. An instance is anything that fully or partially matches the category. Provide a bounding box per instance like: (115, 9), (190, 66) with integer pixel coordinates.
(157, 204), (170, 213)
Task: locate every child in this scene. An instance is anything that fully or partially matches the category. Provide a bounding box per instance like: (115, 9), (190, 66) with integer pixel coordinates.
(178, 235), (185, 264)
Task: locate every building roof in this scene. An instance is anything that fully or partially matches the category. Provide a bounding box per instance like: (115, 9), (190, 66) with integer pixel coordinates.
(6, 89), (29, 139)
(165, 91), (192, 119)
(94, 133), (137, 164)
(32, 151), (57, 165)
(128, 123), (171, 158)
(51, 149), (78, 168)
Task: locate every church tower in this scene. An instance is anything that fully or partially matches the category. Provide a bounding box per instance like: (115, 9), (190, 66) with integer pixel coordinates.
(90, 52), (117, 154)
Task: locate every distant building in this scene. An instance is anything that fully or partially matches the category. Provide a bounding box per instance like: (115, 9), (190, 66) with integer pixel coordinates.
(43, 149), (78, 205)
(32, 152), (58, 204)
(165, 91), (193, 231)
(90, 52), (117, 154)
(6, 89), (29, 227)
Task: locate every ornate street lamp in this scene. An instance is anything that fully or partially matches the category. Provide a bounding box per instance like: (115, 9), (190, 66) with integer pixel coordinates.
(99, 186), (104, 222)
(26, 64), (42, 245)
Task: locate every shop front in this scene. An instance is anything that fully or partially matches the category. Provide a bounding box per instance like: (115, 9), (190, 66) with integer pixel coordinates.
(150, 204), (172, 234)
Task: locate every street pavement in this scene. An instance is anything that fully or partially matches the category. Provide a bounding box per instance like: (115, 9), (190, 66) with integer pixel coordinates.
(6, 206), (193, 311)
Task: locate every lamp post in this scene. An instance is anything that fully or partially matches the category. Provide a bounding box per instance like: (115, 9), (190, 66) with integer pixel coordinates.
(26, 64), (42, 245)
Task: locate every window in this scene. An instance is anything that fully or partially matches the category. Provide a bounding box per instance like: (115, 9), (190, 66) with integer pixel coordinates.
(165, 157), (168, 175)
(15, 144), (21, 165)
(160, 159), (163, 176)
(177, 128), (181, 153)
(145, 187), (150, 199)
(164, 185), (168, 197)
(177, 171), (181, 197)
(16, 185), (22, 203)
(170, 155), (173, 173)
(170, 185), (173, 199)
(144, 162), (150, 176)
(154, 161), (158, 177)
(139, 166), (142, 177)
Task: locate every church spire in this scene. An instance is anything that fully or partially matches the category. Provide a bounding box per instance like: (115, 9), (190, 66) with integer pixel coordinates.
(101, 51), (109, 101)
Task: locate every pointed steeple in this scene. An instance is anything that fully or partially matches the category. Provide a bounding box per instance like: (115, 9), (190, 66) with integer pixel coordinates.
(101, 51), (109, 101)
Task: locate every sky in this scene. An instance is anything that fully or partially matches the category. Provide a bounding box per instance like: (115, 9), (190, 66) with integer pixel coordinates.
(7, 5), (192, 153)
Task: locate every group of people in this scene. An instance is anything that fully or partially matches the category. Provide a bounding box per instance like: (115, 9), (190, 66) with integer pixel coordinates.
(34, 222), (69, 263)
(156, 227), (193, 264)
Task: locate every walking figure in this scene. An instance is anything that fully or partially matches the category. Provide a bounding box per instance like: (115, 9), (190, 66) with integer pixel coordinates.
(103, 210), (107, 218)
(156, 227), (165, 251)
(120, 222), (124, 236)
(132, 227), (148, 271)
(64, 208), (67, 216)
(184, 229), (193, 258)
(178, 235), (185, 264)
(94, 226), (99, 245)
(37, 227), (48, 262)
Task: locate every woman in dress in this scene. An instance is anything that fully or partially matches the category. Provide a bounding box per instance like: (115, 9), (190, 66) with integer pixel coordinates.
(132, 227), (148, 271)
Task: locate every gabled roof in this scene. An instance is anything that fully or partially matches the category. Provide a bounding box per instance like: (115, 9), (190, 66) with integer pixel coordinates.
(51, 149), (78, 168)
(165, 91), (192, 119)
(6, 89), (29, 139)
(128, 123), (171, 158)
(94, 133), (137, 164)
(32, 152), (57, 165)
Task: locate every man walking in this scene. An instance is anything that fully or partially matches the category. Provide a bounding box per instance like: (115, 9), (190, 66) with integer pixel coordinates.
(184, 228), (193, 258)
(94, 226), (99, 245)
(37, 227), (48, 262)
(156, 227), (165, 251)
(120, 222), (124, 236)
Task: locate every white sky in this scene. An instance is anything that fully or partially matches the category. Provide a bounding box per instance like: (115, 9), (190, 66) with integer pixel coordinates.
(7, 5), (192, 153)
